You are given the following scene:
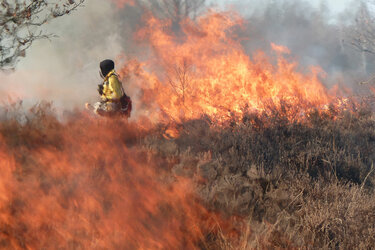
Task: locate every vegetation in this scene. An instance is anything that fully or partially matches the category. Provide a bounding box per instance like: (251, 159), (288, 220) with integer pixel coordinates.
(1, 101), (375, 249)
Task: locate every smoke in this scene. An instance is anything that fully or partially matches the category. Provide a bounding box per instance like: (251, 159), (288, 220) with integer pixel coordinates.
(0, 0), (128, 111)
(209, 0), (374, 94)
(0, 0), (372, 114)
(238, 0), (373, 91)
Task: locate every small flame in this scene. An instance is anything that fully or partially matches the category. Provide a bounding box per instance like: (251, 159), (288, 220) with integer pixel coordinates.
(271, 43), (291, 54)
(110, 0), (135, 8)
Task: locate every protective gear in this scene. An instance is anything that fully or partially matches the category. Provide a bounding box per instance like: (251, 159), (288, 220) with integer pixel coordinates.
(100, 59), (115, 78)
(101, 69), (124, 104)
(119, 94), (132, 118)
(92, 60), (132, 118)
(97, 84), (104, 95)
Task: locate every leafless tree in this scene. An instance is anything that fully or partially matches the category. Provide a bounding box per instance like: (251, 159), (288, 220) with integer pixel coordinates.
(0, 0), (84, 70)
(350, 2), (375, 55)
(344, 1), (375, 75)
(136, 0), (206, 31)
(166, 58), (192, 105)
(153, 0), (205, 21)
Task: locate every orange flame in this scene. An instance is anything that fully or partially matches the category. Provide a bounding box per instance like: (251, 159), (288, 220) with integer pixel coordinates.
(0, 117), (218, 249)
(0, 7), (357, 248)
(271, 42), (291, 54)
(110, 0), (135, 8)
(120, 12), (340, 124)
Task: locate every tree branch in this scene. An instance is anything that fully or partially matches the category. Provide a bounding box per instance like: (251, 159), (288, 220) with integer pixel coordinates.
(0, 0), (85, 70)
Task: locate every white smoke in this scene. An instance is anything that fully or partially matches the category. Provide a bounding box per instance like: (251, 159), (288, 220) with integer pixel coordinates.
(0, 0), (126, 111)
(0, 0), (371, 114)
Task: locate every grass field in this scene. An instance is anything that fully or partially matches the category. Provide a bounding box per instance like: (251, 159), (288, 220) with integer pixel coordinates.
(0, 101), (374, 249)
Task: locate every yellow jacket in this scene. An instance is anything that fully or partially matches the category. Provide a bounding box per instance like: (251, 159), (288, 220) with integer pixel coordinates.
(101, 70), (124, 102)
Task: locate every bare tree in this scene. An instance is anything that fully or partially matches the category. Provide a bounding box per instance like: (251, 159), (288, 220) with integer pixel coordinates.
(136, 0), (206, 31)
(166, 58), (192, 106)
(350, 2), (375, 54)
(0, 0), (84, 70)
(154, 0), (205, 21)
(345, 1), (375, 76)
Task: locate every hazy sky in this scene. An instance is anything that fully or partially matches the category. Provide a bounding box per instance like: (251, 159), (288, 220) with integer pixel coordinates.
(321, 0), (354, 12)
(212, 0), (354, 15)
(215, 0), (353, 9)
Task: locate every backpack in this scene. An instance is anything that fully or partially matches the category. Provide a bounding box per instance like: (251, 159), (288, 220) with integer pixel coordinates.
(120, 87), (132, 118)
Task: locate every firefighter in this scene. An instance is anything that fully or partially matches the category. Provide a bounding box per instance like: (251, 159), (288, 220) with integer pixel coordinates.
(94, 59), (132, 117)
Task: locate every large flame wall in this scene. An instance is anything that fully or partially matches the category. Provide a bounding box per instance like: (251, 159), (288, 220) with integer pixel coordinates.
(119, 12), (335, 123)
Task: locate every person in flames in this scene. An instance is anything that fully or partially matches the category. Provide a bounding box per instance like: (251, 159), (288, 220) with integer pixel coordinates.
(86, 59), (132, 118)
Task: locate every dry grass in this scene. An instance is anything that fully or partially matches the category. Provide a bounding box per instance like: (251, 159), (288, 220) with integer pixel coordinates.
(149, 103), (375, 249)
(1, 101), (375, 249)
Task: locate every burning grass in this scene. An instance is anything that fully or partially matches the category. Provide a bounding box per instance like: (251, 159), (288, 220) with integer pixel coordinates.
(1, 7), (374, 249)
(0, 101), (375, 249)
(0, 102), (217, 249)
(120, 11), (340, 124)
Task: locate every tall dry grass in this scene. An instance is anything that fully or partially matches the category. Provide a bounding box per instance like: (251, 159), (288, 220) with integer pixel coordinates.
(148, 102), (375, 249)
(1, 101), (375, 249)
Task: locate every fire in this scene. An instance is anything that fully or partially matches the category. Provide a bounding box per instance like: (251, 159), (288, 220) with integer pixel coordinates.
(0, 4), (358, 248)
(119, 11), (340, 124)
(270, 43), (291, 54)
(110, 0), (135, 8)
(0, 115), (216, 249)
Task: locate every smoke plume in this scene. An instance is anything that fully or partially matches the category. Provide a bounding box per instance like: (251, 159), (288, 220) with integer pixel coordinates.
(0, 0), (372, 114)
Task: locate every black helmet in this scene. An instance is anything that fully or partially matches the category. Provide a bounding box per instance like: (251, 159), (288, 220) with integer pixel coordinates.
(100, 59), (115, 78)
